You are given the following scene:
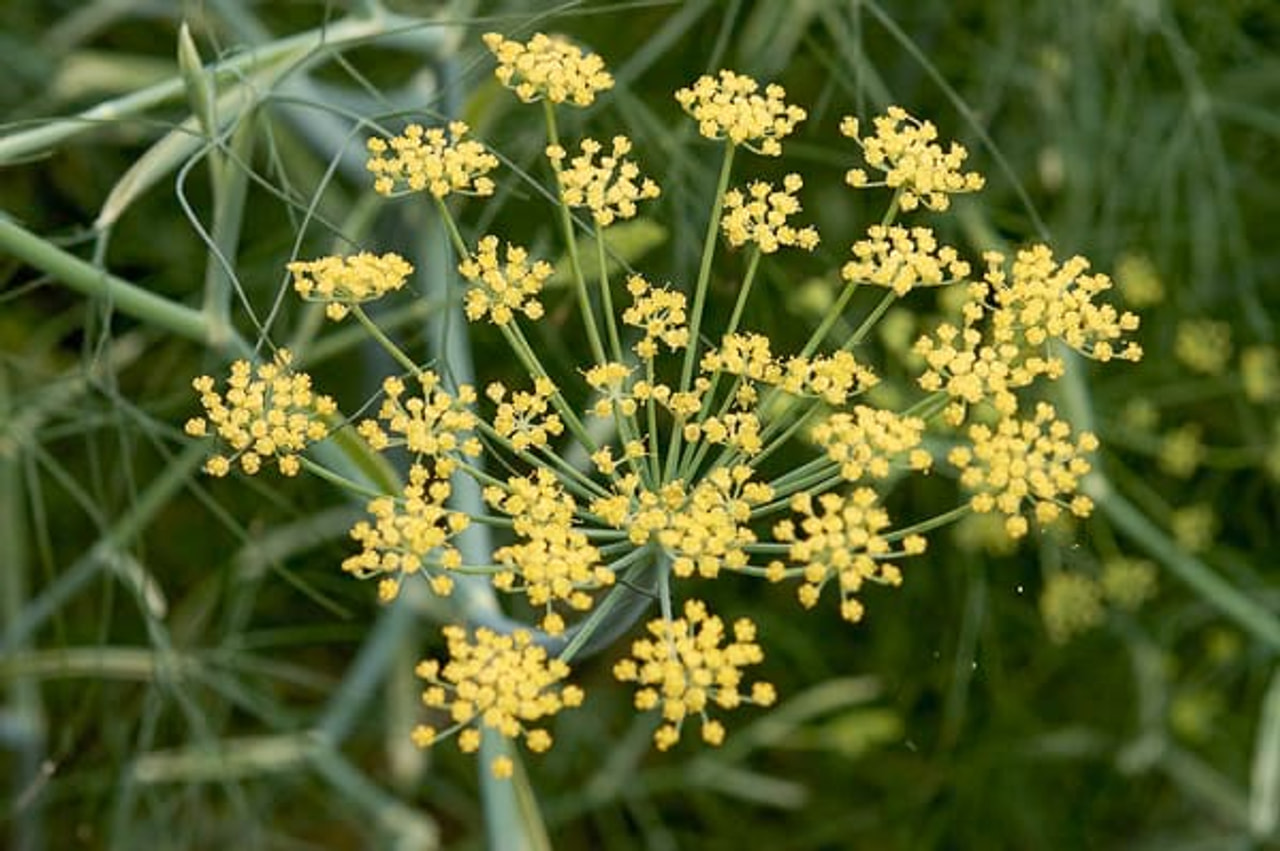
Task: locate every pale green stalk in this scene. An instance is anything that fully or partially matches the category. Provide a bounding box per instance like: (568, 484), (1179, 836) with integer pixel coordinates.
(0, 216), (245, 354)
(664, 143), (737, 483)
(674, 246), (762, 478)
(596, 229), (626, 364)
(0, 11), (441, 165)
(543, 101), (607, 366)
(351, 304), (422, 377)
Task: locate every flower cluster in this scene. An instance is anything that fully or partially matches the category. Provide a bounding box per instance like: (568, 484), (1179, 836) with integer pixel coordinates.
(721, 174), (819, 253)
(590, 466), (773, 579)
(1174, 319), (1232, 376)
(948, 402), (1098, 538)
(186, 31), (1147, 781)
(458, 236), (552, 326)
(623, 275), (689, 358)
(841, 106), (984, 211)
(485, 468), (613, 635)
(357, 373), (482, 475)
(810, 406), (932, 481)
(548, 136), (660, 227)
(915, 245), (1142, 420)
(675, 70), (805, 156)
(487, 378), (563, 452)
(482, 32), (613, 106)
(366, 121), (497, 198)
(344, 465), (469, 602)
(186, 349), (334, 477)
(770, 489), (926, 623)
(842, 225), (969, 295)
(613, 600), (775, 750)
(287, 252), (412, 321)
(413, 626), (584, 778)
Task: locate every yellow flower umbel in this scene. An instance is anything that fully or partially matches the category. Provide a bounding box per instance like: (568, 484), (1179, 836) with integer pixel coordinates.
(843, 225), (969, 296)
(721, 174), (819, 253)
(287, 252), (412, 321)
(485, 468), (615, 635)
(458, 236), (552, 326)
(810, 406), (932, 481)
(344, 465), (470, 602)
(357, 373), (482, 475)
(916, 245), (1142, 420)
(366, 121), (498, 198)
(841, 106), (984, 211)
(675, 70), (806, 156)
(185, 28), (1149, 779)
(948, 402), (1098, 538)
(413, 626), (584, 779)
(769, 489), (926, 623)
(613, 599), (775, 750)
(547, 136), (660, 227)
(483, 32), (614, 107)
(186, 349), (335, 477)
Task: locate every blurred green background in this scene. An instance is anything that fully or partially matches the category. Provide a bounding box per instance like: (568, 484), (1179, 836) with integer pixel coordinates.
(2, 1), (1278, 848)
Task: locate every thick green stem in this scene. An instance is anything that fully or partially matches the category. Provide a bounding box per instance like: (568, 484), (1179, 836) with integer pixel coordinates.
(0, 216), (245, 354)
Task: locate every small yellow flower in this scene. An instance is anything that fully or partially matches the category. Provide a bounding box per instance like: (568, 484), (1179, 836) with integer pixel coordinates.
(776, 352), (879, 407)
(948, 402), (1098, 538)
(458, 236), (552, 326)
(1157, 424), (1203, 479)
(674, 70), (805, 156)
(487, 377), (563, 452)
(613, 599), (774, 750)
(483, 32), (614, 106)
(366, 121), (498, 198)
(1242, 346), (1280, 403)
(720, 174), (819, 253)
(1170, 503), (1216, 553)
(590, 467), (771, 579)
(548, 136), (660, 227)
(915, 246), (1141, 419)
(413, 626), (584, 779)
(841, 106), (984, 211)
(842, 225), (969, 295)
(287, 252), (412, 321)
(343, 464), (470, 602)
(771, 488), (924, 623)
(185, 349), (335, 477)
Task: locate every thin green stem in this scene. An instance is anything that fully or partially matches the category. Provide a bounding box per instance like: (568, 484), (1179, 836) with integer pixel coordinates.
(351, 304), (421, 377)
(543, 101), (607, 366)
(298, 456), (387, 501)
(840, 289), (898, 352)
(596, 229), (625, 363)
(678, 142), (736, 392)
(556, 546), (654, 664)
